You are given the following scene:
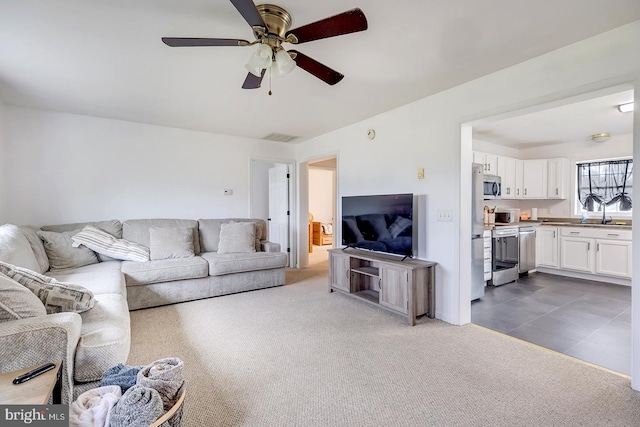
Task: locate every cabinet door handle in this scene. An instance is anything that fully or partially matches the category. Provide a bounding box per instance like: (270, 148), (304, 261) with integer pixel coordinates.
(524, 188), (527, 195)
(570, 231), (580, 235)
(346, 269), (350, 279)
(597, 243), (600, 251)
(555, 188), (558, 195)
(553, 231), (556, 238)
(587, 242), (590, 251)
(516, 189), (520, 196)
(607, 233), (619, 237)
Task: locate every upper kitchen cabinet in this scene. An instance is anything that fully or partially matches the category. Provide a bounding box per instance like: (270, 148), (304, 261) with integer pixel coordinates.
(499, 156), (523, 199)
(473, 151), (498, 175)
(522, 160), (548, 198)
(547, 158), (570, 199)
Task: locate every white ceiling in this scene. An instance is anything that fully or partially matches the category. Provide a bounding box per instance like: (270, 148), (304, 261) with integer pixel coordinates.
(473, 90), (635, 148)
(1, 1), (640, 143)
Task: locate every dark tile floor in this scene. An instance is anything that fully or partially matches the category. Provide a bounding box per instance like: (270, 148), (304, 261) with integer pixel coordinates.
(471, 272), (631, 375)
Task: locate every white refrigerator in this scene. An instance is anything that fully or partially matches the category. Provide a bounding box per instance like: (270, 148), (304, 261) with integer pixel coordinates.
(471, 163), (485, 300)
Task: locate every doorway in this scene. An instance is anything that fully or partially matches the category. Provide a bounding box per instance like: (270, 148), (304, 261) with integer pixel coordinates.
(464, 84), (635, 376)
(308, 157), (337, 266)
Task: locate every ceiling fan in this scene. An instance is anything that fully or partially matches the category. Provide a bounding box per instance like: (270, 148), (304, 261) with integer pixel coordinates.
(162, 0), (368, 90)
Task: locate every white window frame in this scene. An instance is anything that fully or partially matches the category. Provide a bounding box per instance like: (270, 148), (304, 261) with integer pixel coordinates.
(574, 157), (633, 218)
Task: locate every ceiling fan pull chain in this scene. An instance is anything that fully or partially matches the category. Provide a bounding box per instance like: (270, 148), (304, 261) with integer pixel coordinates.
(268, 62), (273, 96)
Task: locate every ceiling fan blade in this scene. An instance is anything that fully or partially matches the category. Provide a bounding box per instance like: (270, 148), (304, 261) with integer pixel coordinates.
(230, 0), (266, 29)
(286, 8), (367, 44)
(288, 50), (344, 85)
(242, 69), (266, 89)
(162, 37), (250, 47)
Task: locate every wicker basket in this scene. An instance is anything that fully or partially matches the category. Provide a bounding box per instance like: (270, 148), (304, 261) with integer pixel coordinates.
(149, 387), (186, 427)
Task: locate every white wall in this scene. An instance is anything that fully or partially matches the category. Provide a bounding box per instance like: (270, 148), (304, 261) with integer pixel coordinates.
(295, 21), (640, 329)
(309, 167), (335, 224)
(1, 107), (295, 225)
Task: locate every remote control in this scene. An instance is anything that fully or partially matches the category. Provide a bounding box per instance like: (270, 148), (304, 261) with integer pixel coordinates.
(12, 363), (56, 385)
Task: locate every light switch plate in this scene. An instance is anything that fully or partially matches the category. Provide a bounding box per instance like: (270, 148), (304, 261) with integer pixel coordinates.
(438, 209), (453, 222)
(417, 168), (424, 179)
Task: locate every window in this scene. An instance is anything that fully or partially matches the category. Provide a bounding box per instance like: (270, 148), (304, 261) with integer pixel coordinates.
(576, 158), (632, 215)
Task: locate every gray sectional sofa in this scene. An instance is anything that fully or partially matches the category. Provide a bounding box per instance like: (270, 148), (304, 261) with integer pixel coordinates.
(0, 218), (287, 403)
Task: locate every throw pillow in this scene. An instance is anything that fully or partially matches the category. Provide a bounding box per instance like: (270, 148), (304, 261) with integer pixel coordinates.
(0, 261), (95, 314)
(149, 227), (195, 260)
(72, 226), (150, 262)
(342, 216), (365, 243)
(218, 222), (256, 254)
(0, 224), (42, 272)
(37, 229), (99, 270)
(0, 273), (47, 322)
(388, 216), (412, 239)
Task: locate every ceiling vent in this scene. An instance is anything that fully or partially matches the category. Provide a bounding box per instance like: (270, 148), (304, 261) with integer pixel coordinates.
(262, 132), (301, 143)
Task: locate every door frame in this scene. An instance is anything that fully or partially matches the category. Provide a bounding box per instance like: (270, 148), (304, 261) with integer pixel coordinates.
(249, 156), (296, 267)
(297, 152), (339, 269)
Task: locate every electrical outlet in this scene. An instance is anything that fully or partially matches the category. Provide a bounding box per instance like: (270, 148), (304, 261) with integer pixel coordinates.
(438, 209), (453, 222)
(417, 168), (425, 179)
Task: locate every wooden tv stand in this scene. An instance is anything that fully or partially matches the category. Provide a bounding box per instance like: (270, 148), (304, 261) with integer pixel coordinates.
(328, 248), (436, 325)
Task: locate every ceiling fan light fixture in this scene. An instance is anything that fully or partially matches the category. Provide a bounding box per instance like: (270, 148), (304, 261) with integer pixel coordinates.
(591, 132), (611, 143)
(618, 102), (634, 113)
(275, 49), (296, 75)
(244, 43), (272, 77)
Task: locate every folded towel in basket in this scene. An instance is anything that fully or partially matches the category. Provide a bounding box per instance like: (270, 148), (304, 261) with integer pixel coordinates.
(137, 357), (186, 416)
(109, 385), (169, 427)
(100, 363), (144, 393)
(70, 385), (121, 427)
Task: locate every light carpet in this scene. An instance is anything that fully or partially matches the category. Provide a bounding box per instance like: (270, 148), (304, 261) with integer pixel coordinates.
(128, 261), (640, 426)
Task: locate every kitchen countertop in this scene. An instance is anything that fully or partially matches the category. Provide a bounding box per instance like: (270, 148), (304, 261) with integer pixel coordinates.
(484, 220), (632, 230)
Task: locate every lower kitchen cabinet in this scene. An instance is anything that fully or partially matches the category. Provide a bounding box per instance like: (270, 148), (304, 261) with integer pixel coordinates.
(560, 236), (593, 273)
(555, 227), (632, 279)
(595, 240), (632, 278)
(536, 227), (559, 268)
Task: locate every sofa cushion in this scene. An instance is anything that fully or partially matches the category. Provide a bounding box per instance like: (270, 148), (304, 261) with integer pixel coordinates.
(0, 273), (47, 322)
(149, 227), (194, 260)
(121, 257), (209, 286)
(201, 251), (287, 276)
(71, 226), (150, 262)
(46, 261), (125, 296)
(0, 261), (95, 314)
(0, 224), (42, 272)
(41, 220), (123, 262)
(198, 218), (267, 252)
(18, 226), (50, 273)
(37, 229), (99, 270)
(75, 293), (131, 383)
(217, 222), (256, 254)
(123, 219), (201, 255)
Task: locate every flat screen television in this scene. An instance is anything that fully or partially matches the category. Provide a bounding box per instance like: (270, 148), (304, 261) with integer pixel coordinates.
(341, 193), (414, 257)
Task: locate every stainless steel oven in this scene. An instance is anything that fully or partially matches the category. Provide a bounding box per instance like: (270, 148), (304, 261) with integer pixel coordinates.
(490, 226), (519, 286)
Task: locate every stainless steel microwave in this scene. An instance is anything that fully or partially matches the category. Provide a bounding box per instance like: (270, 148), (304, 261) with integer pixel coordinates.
(483, 175), (501, 199)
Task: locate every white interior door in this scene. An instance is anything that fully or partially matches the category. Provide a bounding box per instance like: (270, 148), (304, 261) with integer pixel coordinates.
(269, 164), (290, 266)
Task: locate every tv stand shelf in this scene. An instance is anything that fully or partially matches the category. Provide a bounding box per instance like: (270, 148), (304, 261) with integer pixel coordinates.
(329, 248), (436, 325)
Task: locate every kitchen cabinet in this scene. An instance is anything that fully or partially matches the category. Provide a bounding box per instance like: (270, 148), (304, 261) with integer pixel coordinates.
(483, 230), (492, 281)
(557, 227), (632, 278)
(560, 236), (593, 273)
(498, 156), (524, 199)
(536, 226), (559, 268)
(473, 151), (498, 175)
(522, 160), (547, 198)
(547, 158), (570, 199)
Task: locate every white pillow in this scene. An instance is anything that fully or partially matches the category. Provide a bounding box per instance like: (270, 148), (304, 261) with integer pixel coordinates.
(72, 226), (150, 262)
(218, 222), (256, 254)
(0, 261), (94, 314)
(149, 227), (195, 260)
(0, 273), (47, 322)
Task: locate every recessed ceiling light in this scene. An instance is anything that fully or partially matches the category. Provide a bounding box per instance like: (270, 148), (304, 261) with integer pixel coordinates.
(617, 102), (634, 113)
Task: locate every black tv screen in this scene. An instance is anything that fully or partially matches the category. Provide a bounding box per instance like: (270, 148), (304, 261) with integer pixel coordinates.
(342, 193), (414, 257)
